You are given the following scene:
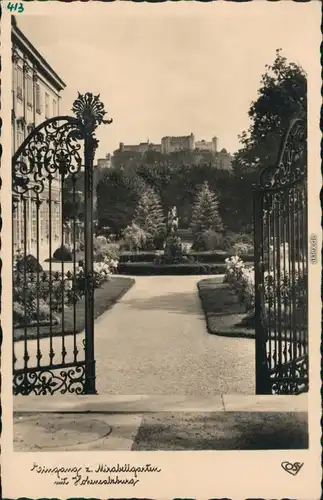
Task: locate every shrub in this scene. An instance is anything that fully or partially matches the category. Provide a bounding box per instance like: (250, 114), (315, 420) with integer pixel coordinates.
(192, 230), (224, 252)
(53, 245), (72, 262)
(122, 223), (148, 251)
(164, 236), (183, 259)
(223, 232), (254, 252)
(93, 235), (119, 263)
(13, 295), (60, 327)
(224, 253), (307, 321)
(155, 236), (190, 264)
(153, 224), (168, 250)
(15, 253), (43, 273)
(231, 242), (254, 255)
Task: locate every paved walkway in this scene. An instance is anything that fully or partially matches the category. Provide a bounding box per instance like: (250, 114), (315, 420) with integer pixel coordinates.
(13, 399), (308, 451)
(14, 275), (255, 395)
(94, 275), (255, 394)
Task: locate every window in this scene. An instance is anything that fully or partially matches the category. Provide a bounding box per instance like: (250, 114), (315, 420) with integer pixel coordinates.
(45, 93), (49, 118)
(40, 201), (49, 243)
(27, 76), (33, 107)
(16, 67), (23, 99)
(50, 201), (60, 242)
(53, 99), (57, 116)
(31, 199), (37, 243)
(36, 84), (41, 114)
(17, 128), (24, 148)
(13, 200), (19, 252)
(13, 66), (17, 89)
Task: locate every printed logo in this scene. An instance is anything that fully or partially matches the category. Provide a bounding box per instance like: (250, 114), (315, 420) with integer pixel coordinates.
(281, 461), (304, 476)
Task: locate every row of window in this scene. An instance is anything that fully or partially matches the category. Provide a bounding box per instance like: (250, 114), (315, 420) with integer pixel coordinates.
(14, 65), (57, 118)
(13, 199), (61, 249)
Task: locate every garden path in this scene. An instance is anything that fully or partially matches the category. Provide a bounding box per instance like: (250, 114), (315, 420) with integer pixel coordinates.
(14, 275), (255, 394)
(94, 275), (255, 395)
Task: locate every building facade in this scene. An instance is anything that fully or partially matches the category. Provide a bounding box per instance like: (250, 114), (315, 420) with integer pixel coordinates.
(161, 133), (195, 154)
(12, 17), (66, 262)
(115, 134), (219, 156)
(118, 142), (161, 155)
(96, 154), (112, 170)
(113, 133), (232, 169)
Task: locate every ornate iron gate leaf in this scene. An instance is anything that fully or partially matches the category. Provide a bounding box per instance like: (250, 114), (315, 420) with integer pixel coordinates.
(12, 93), (112, 395)
(254, 117), (308, 395)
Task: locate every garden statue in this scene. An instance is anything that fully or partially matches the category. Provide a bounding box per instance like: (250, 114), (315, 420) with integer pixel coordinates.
(167, 206), (179, 235)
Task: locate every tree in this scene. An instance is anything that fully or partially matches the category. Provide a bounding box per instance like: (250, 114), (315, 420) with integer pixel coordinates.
(226, 50), (307, 235)
(96, 168), (146, 236)
(233, 49), (307, 172)
(190, 181), (224, 238)
(133, 186), (166, 239)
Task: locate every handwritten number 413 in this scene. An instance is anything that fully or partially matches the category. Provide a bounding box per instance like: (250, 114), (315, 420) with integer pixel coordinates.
(7, 3), (24, 13)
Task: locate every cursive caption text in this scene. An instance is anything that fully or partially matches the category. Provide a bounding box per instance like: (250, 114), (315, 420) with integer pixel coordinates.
(30, 462), (162, 487)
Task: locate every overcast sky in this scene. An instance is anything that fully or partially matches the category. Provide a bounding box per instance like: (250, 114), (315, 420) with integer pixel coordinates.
(17, 2), (319, 159)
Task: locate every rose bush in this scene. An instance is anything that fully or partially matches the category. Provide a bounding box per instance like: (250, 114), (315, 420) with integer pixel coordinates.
(224, 243), (307, 321)
(13, 249), (119, 327)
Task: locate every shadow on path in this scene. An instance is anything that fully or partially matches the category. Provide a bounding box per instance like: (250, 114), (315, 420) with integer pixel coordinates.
(122, 291), (204, 316)
(132, 411), (308, 450)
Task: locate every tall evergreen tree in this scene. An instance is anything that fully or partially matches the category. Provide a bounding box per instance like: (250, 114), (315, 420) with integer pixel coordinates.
(190, 181), (224, 237)
(133, 186), (165, 237)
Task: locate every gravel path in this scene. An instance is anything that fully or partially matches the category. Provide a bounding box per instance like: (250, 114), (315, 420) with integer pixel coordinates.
(94, 275), (255, 395)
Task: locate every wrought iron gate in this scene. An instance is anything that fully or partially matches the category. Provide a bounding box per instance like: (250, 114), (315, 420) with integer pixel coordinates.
(12, 93), (111, 395)
(254, 117), (308, 395)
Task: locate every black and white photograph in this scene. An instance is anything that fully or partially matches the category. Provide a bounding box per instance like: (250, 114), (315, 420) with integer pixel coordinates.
(1, 1), (321, 498)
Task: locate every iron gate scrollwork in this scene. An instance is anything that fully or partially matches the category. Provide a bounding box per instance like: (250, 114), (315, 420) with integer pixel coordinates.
(254, 117), (308, 395)
(12, 92), (112, 395)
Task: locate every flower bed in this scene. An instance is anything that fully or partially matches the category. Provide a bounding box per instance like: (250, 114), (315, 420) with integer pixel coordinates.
(13, 277), (135, 342)
(224, 251), (307, 331)
(13, 245), (119, 330)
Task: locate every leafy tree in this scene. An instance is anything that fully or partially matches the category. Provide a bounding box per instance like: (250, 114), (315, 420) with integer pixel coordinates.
(227, 49), (307, 234)
(96, 168), (146, 236)
(190, 181), (224, 239)
(233, 49), (307, 172)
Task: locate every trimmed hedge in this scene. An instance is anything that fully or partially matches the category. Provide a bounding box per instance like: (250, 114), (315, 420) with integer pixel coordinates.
(189, 251), (254, 264)
(118, 262), (227, 276)
(119, 251), (157, 263)
(53, 245), (72, 262)
(118, 251), (255, 265)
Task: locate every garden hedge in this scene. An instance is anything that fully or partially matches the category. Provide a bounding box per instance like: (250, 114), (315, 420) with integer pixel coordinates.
(119, 251), (158, 263)
(118, 262), (227, 276)
(118, 251), (255, 265)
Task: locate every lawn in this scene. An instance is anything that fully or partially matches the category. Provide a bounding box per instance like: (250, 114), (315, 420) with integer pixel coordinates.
(198, 277), (307, 342)
(197, 277), (255, 339)
(13, 276), (135, 342)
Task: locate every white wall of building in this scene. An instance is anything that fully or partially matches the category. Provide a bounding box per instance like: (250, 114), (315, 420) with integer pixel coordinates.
(12, 19), (66, 263)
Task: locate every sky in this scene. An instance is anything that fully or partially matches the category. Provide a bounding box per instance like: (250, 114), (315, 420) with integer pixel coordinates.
(17, 2), (319, 160)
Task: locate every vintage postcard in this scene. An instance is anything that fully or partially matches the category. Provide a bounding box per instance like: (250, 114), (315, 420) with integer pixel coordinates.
(0, 0), (321, 498)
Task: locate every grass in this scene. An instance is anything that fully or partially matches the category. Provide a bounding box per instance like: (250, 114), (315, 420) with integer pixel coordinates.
(198, 277), (307, 342)
(197, 277), (256, 339)
(13, 276), (135, 342)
